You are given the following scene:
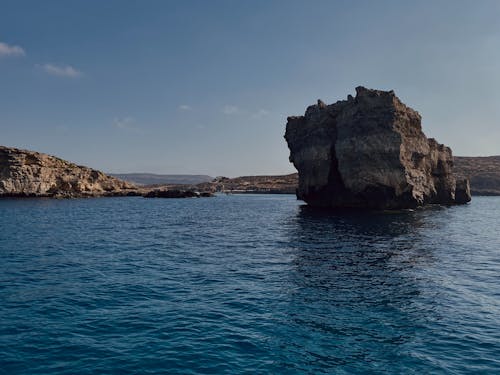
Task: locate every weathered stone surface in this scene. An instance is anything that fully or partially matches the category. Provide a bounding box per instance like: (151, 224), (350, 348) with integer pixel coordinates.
(284, 87), (472, 209)
(0, 146), (136, 198)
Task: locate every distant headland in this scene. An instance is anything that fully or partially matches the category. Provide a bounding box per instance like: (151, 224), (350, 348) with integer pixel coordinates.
(0, 146), (212, 198)
(0, 146), (136, 198)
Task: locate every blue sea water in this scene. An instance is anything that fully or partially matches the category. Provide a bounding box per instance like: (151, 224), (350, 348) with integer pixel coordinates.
(0, 194), (499, 374)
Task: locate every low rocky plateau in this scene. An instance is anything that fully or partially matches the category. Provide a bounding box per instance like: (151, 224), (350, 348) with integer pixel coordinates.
(285, 87), (471, 209)
(110, 173), (213, 186)
(195, 174), (297, 194)
(454, 156), (500, 195)
(187, 165), (500, 196)
(0, 146), (137, 198)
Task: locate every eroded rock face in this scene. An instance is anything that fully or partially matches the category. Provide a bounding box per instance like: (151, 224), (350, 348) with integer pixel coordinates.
(284, 87), (472, 209)
(0, 146), (136, 197)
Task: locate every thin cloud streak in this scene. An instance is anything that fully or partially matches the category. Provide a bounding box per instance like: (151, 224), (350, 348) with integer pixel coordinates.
(40, 63), (82, 78)
(0, 41), (26, 57)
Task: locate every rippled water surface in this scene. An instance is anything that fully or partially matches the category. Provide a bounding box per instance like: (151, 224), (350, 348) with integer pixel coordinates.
(1, 195), (499, 374)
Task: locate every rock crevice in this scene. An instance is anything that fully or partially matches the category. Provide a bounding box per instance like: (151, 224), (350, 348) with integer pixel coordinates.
(285, 87), (471, 209)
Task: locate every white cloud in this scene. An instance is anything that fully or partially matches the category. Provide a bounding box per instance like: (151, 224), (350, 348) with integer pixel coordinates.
(179, 104), (192, 111)
(222, 105), (239, 115)
(40, 63), (82, 78)
(0, 41), (26, 57)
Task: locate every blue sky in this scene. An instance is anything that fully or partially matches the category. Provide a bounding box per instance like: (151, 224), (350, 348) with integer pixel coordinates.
(1, 0), (500, 176)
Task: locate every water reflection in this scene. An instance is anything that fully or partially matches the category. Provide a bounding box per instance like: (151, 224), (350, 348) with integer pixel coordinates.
(276, 205), (446, 372)
(288, 204), (438, 283)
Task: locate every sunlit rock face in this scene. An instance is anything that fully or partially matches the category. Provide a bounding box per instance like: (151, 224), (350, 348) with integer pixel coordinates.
(285, 87), (471, 209)
(0, 146), (136, 198)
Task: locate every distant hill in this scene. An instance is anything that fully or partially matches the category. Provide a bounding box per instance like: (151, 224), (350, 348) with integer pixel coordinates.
(193, 157), (500, 196)
(110, 173), (214, 186)
(454, 156), (500, 195)
(195, 174), (298, 194)
(110, 156), (500, 195)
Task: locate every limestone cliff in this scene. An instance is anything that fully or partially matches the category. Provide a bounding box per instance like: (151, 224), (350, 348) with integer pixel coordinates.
(0, 146), (136, 197)
(284, 87), (471, 209)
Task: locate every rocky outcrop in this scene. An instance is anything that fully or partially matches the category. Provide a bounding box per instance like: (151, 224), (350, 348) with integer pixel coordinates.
(285, 87), (471, 209)
(0, 146), (137, 197)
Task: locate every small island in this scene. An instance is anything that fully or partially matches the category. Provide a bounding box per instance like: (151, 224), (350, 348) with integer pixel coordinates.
(285, 87), (471, 209)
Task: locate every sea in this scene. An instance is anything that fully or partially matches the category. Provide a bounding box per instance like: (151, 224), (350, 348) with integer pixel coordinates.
(0, 194), (499, 374)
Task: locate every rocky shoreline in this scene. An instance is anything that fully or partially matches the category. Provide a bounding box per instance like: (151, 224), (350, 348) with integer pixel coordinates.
(1, 143), (499, 201)
(0, 146), (137, 198)
(0, 146), (214, 199)
(184, 166), (500, 196)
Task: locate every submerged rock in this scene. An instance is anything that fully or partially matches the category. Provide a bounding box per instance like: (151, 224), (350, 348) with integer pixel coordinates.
(0, 146), (136, 198)
(284, 87), (472, 209)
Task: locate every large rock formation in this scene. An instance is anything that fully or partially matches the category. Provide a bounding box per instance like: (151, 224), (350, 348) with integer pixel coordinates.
(285, 87), (471, 209)
(0, 146), (137, 197)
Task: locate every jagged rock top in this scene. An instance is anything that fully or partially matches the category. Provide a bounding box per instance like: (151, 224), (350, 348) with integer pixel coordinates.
(0, 146), (136, 198)
(284, 87), (471, 209)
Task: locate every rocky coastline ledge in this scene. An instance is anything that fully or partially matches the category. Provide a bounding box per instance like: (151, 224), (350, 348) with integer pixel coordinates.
(0, 146), (139, 198)
(285, 87), (471, 209)
(0, 146), (213, 199)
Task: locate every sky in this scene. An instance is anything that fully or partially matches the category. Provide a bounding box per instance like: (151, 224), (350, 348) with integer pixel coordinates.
(1, 0), (500, 177)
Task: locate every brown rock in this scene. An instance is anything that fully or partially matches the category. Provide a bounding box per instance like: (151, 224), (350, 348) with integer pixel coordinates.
(284, 87), (471, 209)
(0, 146), (136, 198)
